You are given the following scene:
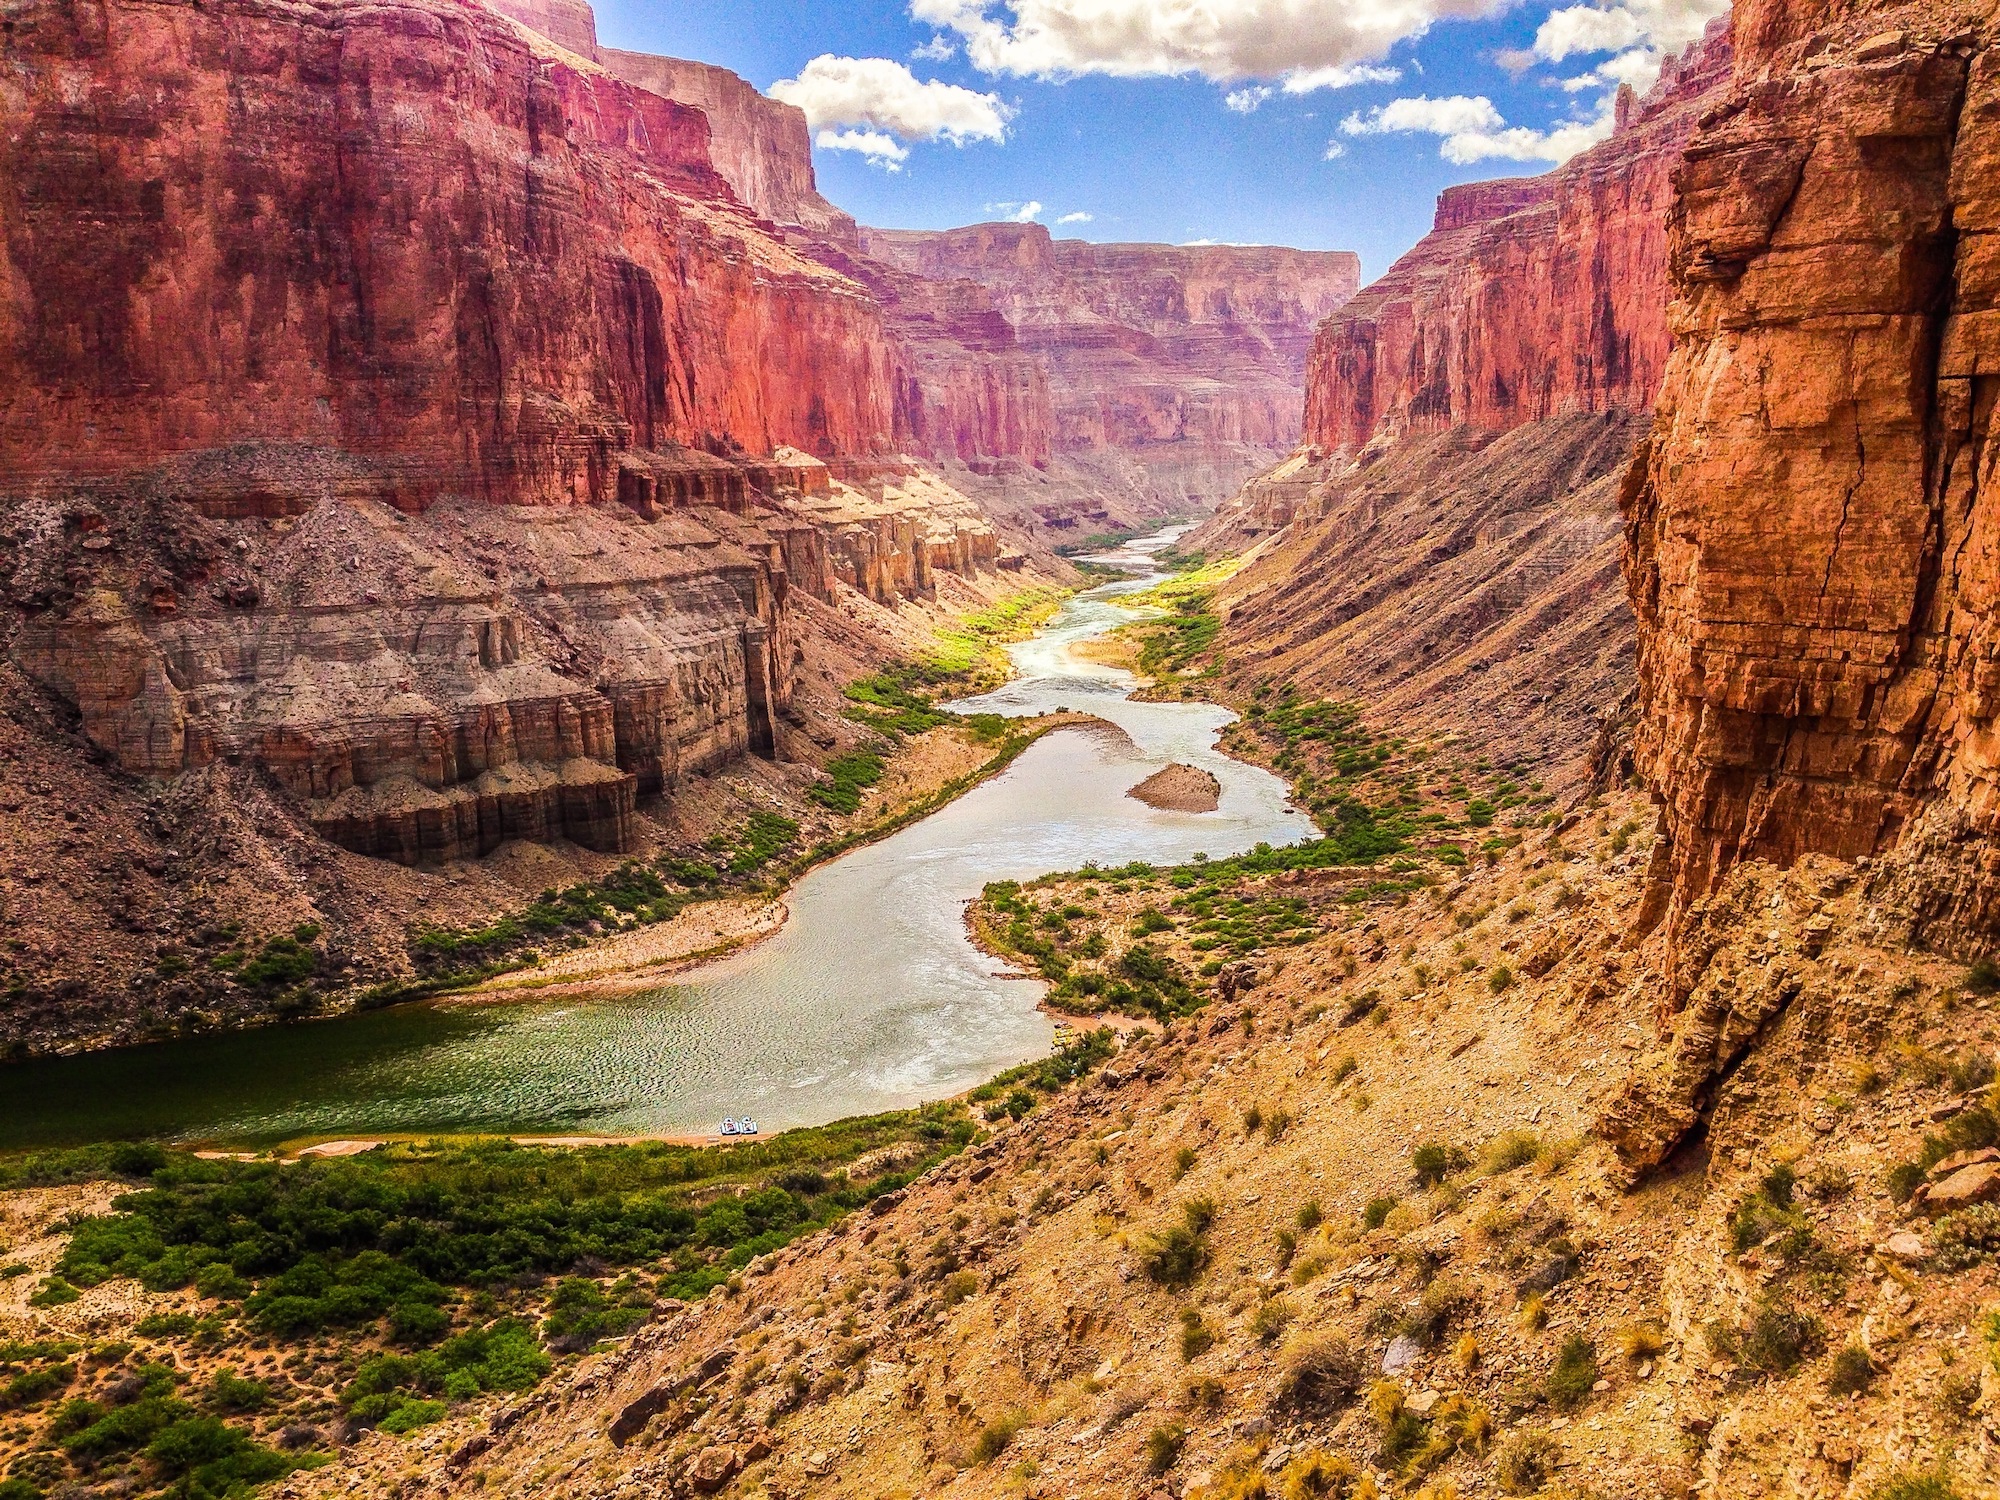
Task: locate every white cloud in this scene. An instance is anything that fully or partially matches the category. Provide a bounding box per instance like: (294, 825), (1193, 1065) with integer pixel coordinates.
(985, 199), (1044, 221)
(1056, 210), (1094, 223)
(814, 128), (912, 170)
(1322, 139), (1347, 159)
(1225, 85), (1273, 112)
(908, 0), (1507, 86)
(1340, 91), (1616, 164)
(1532, 5), (1646, 60)
(910, 34), (958, 61)
(1280, 63), (1404, 95)
(771, 56), (1013, 157)
(1526, 1), (1729, 94)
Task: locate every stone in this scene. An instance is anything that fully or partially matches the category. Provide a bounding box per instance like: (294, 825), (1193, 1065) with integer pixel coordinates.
(1383, 1335), (1422, 1375)
(1928, 1148), (2000, 1181)
(685, 1444), (740, 1494)
(1879, 1231), (1932, 1263)
(1921, 1163), (2000, 1214)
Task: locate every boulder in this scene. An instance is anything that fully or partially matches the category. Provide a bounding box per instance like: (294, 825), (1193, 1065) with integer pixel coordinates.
(685, 1444), (741, 1494)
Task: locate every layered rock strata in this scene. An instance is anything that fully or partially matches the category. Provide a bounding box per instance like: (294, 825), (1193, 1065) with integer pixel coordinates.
(859, 225), (1362, 529)
(0, 0), (897, 503)
(1624, 0), (2000, 946)
(1303, 23), (1731, 454)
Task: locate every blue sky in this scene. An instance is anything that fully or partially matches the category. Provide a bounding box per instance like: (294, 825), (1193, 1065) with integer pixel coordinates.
(593, 0), (1726, 281)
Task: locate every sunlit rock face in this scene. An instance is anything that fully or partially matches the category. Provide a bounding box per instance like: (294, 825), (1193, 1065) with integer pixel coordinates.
(1303, 22), (1732, 456)
(1625, 0), (2000, 946)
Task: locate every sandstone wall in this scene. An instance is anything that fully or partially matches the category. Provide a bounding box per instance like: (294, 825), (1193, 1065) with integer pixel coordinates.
(1303, 24), (1731, 455)
(1625, 0), (2000, 945)
(0, 0), (899, 507)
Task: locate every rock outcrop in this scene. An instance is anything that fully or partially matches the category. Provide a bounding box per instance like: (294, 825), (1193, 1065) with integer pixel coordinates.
(1624, 0), (2000, 946)
(1304, 23), (1730, 455)
(0, 0), (897, 503)
(482, 0), (852, 235)
(860, 225), (1362, 530)
(1195, 28), (1731, 778)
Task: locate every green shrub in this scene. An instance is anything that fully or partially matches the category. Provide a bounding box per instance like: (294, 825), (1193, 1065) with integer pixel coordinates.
(1139, 1225), (1210, 1289)
(1145, 1423), (1186, 1475)
(1495, 1429), (1561, 1495)
(1827, 1345), (1874, 1395)
(1486, 965), (1514, 994)
(1481, 1131), (1541, 1175)
(969, 1411), (1023, 1465)
(1296, 1199), (1323, 1231)
(1930, 1204), (2000, 1271)
(1178, 1308), (1214, 1362)
(1872, 1469), (1966, 1500)
(1412, 1142), (1469, 1187)
(539, 1278), (649, 1354)
(1363, 1196), (1397, 1230)
(1545, 1334), (1599, 1410)
(1251, 1296), (1296, 1344)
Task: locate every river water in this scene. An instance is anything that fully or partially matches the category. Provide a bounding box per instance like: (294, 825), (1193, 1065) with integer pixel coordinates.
(0, 529), (1309, 1149)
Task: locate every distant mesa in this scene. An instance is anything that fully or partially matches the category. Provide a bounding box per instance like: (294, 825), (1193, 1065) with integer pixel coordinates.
(1128, 763), (1221, 813)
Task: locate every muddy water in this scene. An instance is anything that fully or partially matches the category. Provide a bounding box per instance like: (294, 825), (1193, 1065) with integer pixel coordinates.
(0, 529), (1309, 1148)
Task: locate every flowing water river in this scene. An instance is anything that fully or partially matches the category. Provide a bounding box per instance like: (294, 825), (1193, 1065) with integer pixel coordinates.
(0, 529), (1310, 1149)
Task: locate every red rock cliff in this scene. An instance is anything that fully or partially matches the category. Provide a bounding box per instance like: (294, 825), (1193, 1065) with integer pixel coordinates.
(0, 0), (898, 505)
(863, 225), (1360, 457)
(1625, 0), (2000, 945)
(1304, 23), (1732, 455)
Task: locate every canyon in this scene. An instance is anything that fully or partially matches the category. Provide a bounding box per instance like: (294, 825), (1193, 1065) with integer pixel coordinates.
(1192, 20), (1731, 784)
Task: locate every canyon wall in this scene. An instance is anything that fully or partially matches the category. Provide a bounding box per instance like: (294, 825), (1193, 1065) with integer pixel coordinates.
(0, 0), (1007, 877)
(1624, 0), (2000, 946)
(860, 225), (1362, 531)
(1304, 22), (1731, 455)
(0, 0), (901, 503)
(1197, 30), (1731, 782)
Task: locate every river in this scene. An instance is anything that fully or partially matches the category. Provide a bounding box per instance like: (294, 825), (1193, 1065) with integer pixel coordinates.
(0, 528), (1310, 1149)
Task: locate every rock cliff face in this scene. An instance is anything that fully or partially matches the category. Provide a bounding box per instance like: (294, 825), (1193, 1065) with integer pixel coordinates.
(0, 0), (1013, 877)
(1303, 23), (1731, 455)
(860, 225), (1361, 530)
(1625, 0), (2000, 948)
(0, 0), (898, 499)
(483, 0), (852, 235)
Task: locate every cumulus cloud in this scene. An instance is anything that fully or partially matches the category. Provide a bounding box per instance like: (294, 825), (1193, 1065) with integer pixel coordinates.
(1322, 139), (1348, 159)
(771, 56), (1014, 163)
(1225, 85), (1274, 112)
(910, 34), (959, 61)
(814, 128), (912, 169)
(985, 199), (1044, 221)
(1280, 63), (1404, 95)
(1524, 0), (1729, 93)
(1340, 91), (1616, 164)
(1056, 210), (1094, 223)
(908, 0), (1506, 86)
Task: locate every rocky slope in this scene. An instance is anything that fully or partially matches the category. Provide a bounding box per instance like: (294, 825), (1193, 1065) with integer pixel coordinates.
(859, 226), (1362, 535)
(1186, 29), (1730, 784)
(1625, 0), (2000, 953)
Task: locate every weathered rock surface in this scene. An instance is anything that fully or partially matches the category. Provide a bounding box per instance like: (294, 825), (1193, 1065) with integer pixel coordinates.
(860, 224), (1362, 531)
(0, 0), (897, 501)
(1624, 0), (2000, 946)
(1304, 25), (1730, 455)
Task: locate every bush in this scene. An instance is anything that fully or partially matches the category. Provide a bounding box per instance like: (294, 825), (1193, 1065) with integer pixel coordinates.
(1827, 1344), (1874, 1395)
(1617, 1324), (1665, 1362)
(540, 1278), (649, 1354)
(1412, 1143), (1469, 1187)
(1487, 965), (1514, 994)
(1279, 1449), (1358, 1499)
(1139, 1225), (1210, 1289)
(1296, 1199), (1323, 1231)
(1270, 1337), (1365, 1415)
(1251, 1296), (1296, 1344)
(1545, 1334), (1599, 1410)
(1495, 1430), (1561, 1496)
(1872, 1469), (1966, 1500)
(969, 1411), (1022, 1465)
(1363, 1196), (1398, 1230)
(1481, 1131), (1541, 1175)
(1144, 1423), (1186, 1475)
(1178, 1307), (1214, 1362)
(1887, 1162), (1928, 1204)
(1171, 1146), (1198, 1181)
(1931, 1203), (2000, 1271)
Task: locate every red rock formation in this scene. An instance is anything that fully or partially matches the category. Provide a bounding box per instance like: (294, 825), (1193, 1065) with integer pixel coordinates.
(859, 225), (1360, 528)
(1625, 0), (2000, 945)
(1303, 23), (1731, 455)
(482, 0), (852, 235)
(0, 0), (898, 504)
